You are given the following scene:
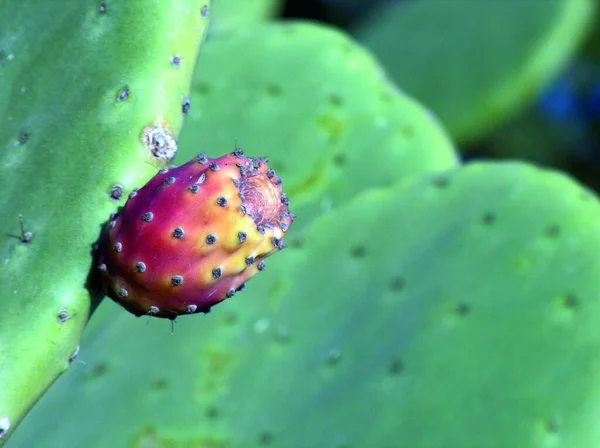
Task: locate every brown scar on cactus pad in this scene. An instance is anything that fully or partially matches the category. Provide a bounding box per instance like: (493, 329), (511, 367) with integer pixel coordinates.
(96, 149), (295, 319)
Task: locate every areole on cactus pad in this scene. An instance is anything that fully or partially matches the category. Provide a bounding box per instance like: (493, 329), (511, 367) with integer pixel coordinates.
(96, 150), (293, 320)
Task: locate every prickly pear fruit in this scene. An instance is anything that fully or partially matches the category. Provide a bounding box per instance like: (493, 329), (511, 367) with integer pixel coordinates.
(96, 150), (293, 320)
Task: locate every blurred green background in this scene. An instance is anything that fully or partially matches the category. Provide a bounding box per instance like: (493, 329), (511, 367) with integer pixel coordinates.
(282, 0), (600, 191)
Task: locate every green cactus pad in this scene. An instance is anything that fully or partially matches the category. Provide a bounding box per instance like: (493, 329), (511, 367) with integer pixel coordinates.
(353, 0), (596, 142)
(12, 161), (600, 447)
(208, 0), (282, 34)
(0, 1), (209, 442)
(177, 22), (458, 228)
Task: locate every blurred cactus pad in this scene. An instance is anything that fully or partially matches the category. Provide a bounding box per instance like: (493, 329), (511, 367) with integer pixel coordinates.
(3, 0), (600, 447)
(349, 0), (597, 143)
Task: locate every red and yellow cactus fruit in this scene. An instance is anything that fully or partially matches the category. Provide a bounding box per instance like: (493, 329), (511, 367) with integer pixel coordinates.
(96, 149), (294, 319)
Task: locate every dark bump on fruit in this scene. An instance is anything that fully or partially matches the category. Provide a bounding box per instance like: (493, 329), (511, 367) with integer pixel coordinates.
(142, 212), (154, 222)
(212, 267), (222, 279)
(274, 177), (282, 186)
(110, 184), (123, 201)
(109, 213), (117, 220)
(189, 184), (200, 194)
(135, 262), (146, 273)
(245, 256), (255, 266)
(236, 163), (247, 176)
(113, 242), (122, 253)
(233, 147), (244, 157)
(98, 263), (107, 272)
(240, 205), (247, 215)
(279, 222), (288, 232)
(172, 227), (185, 239)
(209, 163), (219, 172)
(201, 4), (209, 18)
(226, 288), (236, 298)
(271, 237), (280, 248)
(129, 188), (138, 199)
(182, 96), (191, 115)
(237, 283), (246, 292)
(266, 168), (275, 179)
(148, 306), (159, 315)
(118, 288), (128, 298)
(257, 260), (266, 271)
(239, 192), (246, 201)
(171, 275), (184, 286)
(233, 178), (242, 188)
(165, 176), (176, 185)
(158, 168), (168, 174)
(206, 234), (217, 245)
(197, 153), (208, 164)
(257, 225), (265, 235)
(281, 194), (290, 206)
(170, 55), (181, 67)
(98, 3), (107, 14)
(108, 220), (116, 229)
(277, 240), (287, 250)
(252, 158), (261, 170)
(187, 304), (197, 313)
(238, 231), (247, 243)
(196, 173), (206, 184)
(217, 197), (227, 207)
(117, 86), (129, 102)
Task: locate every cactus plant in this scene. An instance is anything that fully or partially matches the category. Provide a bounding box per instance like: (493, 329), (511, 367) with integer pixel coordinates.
(178, 22), (458, 228)
(347, 0), (597, 142)
(96, 151), (293, 319)
(11, 161), (600, 447)
(0, 0), (210, 442)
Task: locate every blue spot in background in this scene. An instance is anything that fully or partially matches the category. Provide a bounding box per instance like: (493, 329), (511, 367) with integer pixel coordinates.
(537, 77), (581, 121)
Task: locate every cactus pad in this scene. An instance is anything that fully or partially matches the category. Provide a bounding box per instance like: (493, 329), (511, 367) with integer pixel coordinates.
(0, 0), (209, 442)
(97, 151), (293, 319)
(353, 0), (597, 142)
(11, 161), (600, 447)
